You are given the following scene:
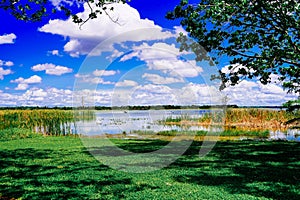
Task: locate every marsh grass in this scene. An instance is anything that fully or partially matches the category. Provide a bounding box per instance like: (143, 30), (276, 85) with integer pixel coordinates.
(0, 109), (95, 136)
(164, 109), (300, 131)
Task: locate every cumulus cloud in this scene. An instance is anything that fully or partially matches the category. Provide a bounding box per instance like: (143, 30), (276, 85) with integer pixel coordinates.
(219, 64), (298, 105)
(120, 42), (189, 62)
(93, 69), (119, 76)
(221, 64), (255, 75)
(142, 73), (184, 84)
(222, 80), (298, 106)
(49, 0), (74, 8)
(11, 75), (42, 90)
(115, 80), (138, 87)
(75, 73), (114, 84)
(112, 84), (179, 106)
(39, 3), (173, 57)
(173, 25), (188, 36)
(120, 42), (203, 78)
(31, 63), (73, 75)
(0, 81), (297, 107)
(48, 49), (62, 56)
(149, 59), (203, 78)
(0, 67), (13, 80)
(11, 75), (42, 84)
(180, 83), (222, 105)
(0, 87), (74, 106)
(15, 84), (29, 91)
(0, 33), (16, 44)
(0, 60), (14, 67)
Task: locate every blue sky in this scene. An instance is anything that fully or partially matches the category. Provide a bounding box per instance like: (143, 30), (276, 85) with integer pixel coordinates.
(0, 1), (297, 107)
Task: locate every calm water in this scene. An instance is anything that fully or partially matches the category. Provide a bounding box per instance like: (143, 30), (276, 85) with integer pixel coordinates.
(77, 109), (213, 134)
(76, 109), (300, 141)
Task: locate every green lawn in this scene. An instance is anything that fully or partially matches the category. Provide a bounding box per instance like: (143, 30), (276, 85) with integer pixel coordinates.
(0, 137), (299, 199)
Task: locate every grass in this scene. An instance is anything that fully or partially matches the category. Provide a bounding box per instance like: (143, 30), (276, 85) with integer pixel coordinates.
(154, 130), (270, 138)
(131, 128), (270, 138)
(1, 136), (299, 199)
(0, 109), (95, 136)
(0, 128), (42, 141)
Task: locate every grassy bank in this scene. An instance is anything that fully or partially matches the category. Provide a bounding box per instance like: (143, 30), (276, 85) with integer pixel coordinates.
(130, 129), (270, 138)
(0, 128), (42, 141)
(1, 137), (299, 199)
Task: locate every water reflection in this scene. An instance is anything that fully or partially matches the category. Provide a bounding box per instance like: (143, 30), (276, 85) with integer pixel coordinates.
(77, 109), (213, 135)
(269, 129), (300, 141)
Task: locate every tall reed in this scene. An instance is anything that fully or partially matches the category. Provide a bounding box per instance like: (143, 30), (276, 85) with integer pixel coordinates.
(163, 108), (299, 130)
(201, 108), (299, 130)
(0, 109), (95, 136)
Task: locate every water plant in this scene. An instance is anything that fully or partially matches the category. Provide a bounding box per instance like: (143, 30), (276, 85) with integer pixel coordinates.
(0, 109), (95, 136)
(164, 108), (300, 131)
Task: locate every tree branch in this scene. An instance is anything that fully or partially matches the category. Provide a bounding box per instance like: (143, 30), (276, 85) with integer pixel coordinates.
(230, 49), (262, 59)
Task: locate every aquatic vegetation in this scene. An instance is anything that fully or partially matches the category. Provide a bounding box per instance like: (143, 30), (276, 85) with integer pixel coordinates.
(164, 108), (300, 131)
(0, 109), (95, 136)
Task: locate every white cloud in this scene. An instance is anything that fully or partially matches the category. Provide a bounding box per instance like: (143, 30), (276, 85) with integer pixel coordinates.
(0, 60), (14, 67)
(222, 80), (298, 106)
(221, 64), (255, 77)
(0, 33), (16, 44)
(49, 0), (74, 8)
(52, 50), (59, 55)
(174, 26), (188, 36)
(75, 73), (114, 84)
(48, 49), (62, 56)
(11, 75), (42, 84)
(89, 77), (114, 84)
(180, 83), (222, 105)
(73, 89), (114, 107)
(120, 42), (203, 78)
(0, 67), (13, 80)
(112, 84), (179, 106)
(5, 61), (13, 66)
(39, 3), (173, 57)
(120, 42), (189, 62)
(31, 63), (73, 75)
(93, 69), (119, 76)
(219, 64), (299, 106)
(115, 80), (138, 87)
(15, 83), (29, 91)
(11, 75), (42, 90)
(142, 73), (184, 84)
(150, 59), (203, 78)
(5, 87), (74, 106)
(74, 73), (89, 79)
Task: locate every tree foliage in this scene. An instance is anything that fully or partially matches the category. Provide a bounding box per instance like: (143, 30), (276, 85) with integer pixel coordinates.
(166, 0), (300, 94)
(282, 98), (300, 111)
(0, 0), (126, 26)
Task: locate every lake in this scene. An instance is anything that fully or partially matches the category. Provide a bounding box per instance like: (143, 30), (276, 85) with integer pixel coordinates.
(76, 109), (300, 141)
